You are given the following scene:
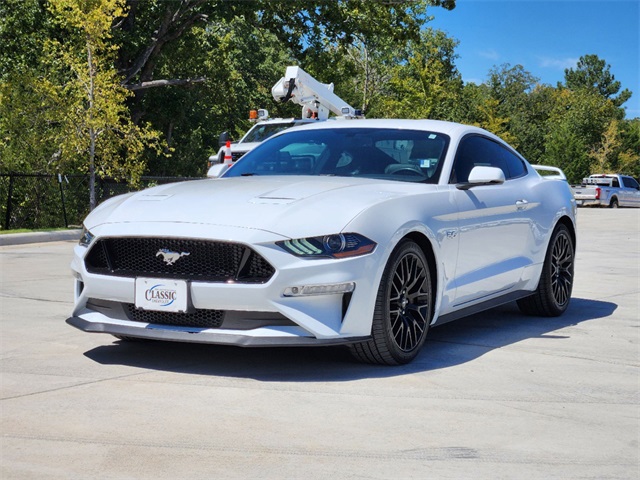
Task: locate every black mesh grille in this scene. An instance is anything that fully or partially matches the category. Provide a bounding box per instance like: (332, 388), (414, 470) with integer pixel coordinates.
(85, 237), (274, 283)
(125, 304), (224, 329)
(87, 241), (109, 269)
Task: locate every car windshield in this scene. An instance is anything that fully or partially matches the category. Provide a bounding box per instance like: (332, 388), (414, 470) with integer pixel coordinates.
(225, 128), (449, 183)
(242, 122), (296, 143)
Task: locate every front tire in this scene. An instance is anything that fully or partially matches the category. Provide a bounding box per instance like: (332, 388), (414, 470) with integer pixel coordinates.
(350, 240), (433, 365)
(517, 223), (574, 317)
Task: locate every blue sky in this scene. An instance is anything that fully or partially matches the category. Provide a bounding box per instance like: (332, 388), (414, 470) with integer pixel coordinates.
(428, 0), (639, 118)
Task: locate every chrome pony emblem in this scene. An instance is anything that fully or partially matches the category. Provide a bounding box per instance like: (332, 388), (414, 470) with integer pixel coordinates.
(156, 249), (190, 265)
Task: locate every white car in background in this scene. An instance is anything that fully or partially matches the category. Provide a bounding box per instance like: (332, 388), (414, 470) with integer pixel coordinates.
(68, 119), (576, 365)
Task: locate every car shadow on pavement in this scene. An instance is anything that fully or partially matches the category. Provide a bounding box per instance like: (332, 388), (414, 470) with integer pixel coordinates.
(83, 297), (617, 381)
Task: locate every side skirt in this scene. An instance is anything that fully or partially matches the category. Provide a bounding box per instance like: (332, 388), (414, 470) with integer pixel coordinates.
(434, 290), (533, 327)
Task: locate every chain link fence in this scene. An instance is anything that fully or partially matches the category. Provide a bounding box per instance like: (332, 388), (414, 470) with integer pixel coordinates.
(0, 174), (201, 231)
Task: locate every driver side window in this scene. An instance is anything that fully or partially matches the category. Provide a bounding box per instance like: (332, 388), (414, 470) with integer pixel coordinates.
(450, 135), (526, 183)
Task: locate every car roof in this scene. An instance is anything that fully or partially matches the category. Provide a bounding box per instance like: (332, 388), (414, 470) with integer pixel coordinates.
(279, 118), (495, 139)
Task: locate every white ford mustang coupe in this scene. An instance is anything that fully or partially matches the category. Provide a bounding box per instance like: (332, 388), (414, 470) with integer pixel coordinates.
(68, 119), (576, 365)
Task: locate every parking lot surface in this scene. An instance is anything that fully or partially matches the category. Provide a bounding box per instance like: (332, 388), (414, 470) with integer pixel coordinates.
(1, 208), (638, 479)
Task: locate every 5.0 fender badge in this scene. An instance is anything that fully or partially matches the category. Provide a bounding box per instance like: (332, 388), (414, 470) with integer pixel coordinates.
(156, 249), (190, 265)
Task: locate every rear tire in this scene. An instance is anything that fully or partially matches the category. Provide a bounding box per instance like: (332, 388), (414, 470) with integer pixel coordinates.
(350, 240), (433, 365)
(517, 223), (574, 317)
(609, 198), (619, 208)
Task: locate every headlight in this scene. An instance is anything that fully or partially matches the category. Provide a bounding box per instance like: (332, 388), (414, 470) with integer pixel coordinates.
(277, 233), (376, 259)
(79, 227), (95, 247)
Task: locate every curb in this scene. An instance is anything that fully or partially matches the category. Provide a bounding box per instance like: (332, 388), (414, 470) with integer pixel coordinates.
(0, 229), (82, 246)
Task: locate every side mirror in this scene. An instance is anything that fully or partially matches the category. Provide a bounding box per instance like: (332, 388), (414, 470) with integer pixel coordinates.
(218, 131), (229, 147)
(457, 166), (505, 190)
(207, 163), (230, 178)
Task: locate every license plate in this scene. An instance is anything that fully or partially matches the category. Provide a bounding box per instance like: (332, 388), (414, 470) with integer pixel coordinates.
(135, 278), (188, 313)
(576, 200), (583, 205)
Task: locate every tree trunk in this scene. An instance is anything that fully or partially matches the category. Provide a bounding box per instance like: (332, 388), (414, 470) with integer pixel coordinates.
(87, 40), (97, 210)
(89, 142), (96, 211)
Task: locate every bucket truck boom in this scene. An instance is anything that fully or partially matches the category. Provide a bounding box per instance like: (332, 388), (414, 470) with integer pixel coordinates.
(271, 66), (362, 120)
(209, 66), (362, 170)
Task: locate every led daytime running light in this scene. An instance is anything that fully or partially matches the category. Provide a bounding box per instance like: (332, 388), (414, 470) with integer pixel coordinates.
(284, 238), (323, 256)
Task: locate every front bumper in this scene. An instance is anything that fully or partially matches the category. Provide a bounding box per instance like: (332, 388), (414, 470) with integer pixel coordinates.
(69, 225), (383, 346)
(66, 315), (369, 347)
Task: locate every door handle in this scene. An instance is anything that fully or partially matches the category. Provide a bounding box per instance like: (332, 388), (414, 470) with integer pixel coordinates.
(516, 199), (529, 210)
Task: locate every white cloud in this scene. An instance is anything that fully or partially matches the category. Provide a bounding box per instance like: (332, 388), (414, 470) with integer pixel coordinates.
(538, 56), (579, 70)
(479, 49), (500, 61)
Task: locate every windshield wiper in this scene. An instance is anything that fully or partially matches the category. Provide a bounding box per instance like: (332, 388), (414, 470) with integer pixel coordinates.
(241, 173), (257, 176)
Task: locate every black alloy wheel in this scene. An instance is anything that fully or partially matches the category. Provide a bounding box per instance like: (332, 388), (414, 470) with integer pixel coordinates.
(350, 240), (432, 365)
(549, 229), (573, 308)
(518, 223), (574, 317)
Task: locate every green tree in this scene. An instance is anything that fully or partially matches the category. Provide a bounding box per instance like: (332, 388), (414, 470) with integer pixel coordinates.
(615, 119), (640, 178)
(307, 37), (394, 116)
(377, 28), (463, 120)
(111, 1), (456, 172)
(543, 121), (590, 183)
(452, 64), (542, 148)
(511, 84), (557, 163)
(139, 16), (296, 176)
(475, 97), (518, 145)
(114, 1), (453, 108)
(486, 64), (540, 149)
(454, 82), (487, 124)
(543, 88), (620, 182)
(564, 54), (632, 108)
(0, 0), (60, 173)
(45, 0), (162, 209)
(589, 119), (622, 174)
(455, 81), (516, 145)
(0, 0), (50, 83)
(488, 63), (539, 110)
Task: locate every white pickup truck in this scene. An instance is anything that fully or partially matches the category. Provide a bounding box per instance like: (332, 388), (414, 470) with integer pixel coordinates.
(208, 115), (314, 167)
(571, 174), (640, 208)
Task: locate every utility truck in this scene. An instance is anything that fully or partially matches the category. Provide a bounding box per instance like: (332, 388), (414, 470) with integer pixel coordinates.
(208, 66), (362, 168)
(571, 174), (640, 208)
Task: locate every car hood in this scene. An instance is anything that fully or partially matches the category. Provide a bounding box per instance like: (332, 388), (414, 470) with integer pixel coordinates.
(85, 176), (427, 238)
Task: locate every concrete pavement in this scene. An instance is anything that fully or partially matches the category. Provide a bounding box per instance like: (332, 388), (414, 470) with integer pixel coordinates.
(1, 209), (638, 479)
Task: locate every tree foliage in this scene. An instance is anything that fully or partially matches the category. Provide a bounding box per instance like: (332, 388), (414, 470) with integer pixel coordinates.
(45, 0), (162, 209)
(1, 0), (638, 198)
(378, 28), (463, 120)
(0, 0), (59, 173)
(564, 54), (632, 108)
(449, 58), (636, 182)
